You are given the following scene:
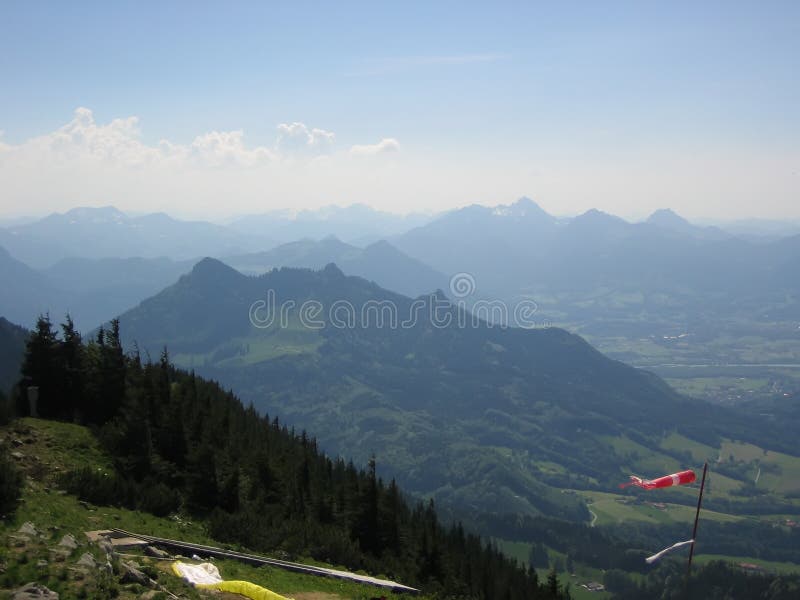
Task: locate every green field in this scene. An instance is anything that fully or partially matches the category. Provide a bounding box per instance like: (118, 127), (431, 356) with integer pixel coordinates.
(660, 432), (716, 463)
(576, 490), (742, 527)
(173, 318), (322, 369)
(719, 440), (800, 494)
(693, 554), (800, 575)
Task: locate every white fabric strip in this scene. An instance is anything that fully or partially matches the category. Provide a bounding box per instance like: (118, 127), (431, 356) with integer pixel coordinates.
(645, 539), (694, 564)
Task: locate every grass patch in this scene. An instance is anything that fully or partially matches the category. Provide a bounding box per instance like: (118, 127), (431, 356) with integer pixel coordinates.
(600, 435), (683, 477)
(660, 432), (717, 464)
(720, 440), (800, 494)
(576, 490), (741, 526)
(692, 554), (800, 575)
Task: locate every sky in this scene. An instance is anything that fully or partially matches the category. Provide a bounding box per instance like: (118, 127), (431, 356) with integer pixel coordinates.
(0, 1), (798, 221)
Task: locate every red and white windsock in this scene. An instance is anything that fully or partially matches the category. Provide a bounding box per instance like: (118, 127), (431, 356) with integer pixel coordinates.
(619, 469), (696, 490)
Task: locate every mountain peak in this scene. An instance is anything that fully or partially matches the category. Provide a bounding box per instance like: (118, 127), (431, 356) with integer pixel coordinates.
(135, 211), (178, 225)
(190, 257), (243, 281)
(321, 262), (345, 278)
(513, 196), (546, 213)
(61, 206), (128, 223)
(647, 208), (691, 228)
(573, 208), (627, 225)
(492, 197), (553, 221)
(363, 238), (398, 253)
(644, 208), (731, 240)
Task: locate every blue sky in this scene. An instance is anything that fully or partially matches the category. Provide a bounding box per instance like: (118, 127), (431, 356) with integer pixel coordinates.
(0, 1), (798, 219)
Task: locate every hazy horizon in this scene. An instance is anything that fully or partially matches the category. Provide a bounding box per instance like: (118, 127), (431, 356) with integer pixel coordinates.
(3, 199), (800, 229)
(1, 3), (798, 221)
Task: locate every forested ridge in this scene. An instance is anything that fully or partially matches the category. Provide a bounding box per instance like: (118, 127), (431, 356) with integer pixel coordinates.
(7, 314), (570, 599)
(3, 313), (799, 599)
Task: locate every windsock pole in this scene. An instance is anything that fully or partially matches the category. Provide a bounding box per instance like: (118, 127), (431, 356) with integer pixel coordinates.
(685, 462), (708, 588)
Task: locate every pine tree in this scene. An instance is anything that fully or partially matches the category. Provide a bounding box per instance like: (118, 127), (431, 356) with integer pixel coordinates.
(21, 314), (61, 418)
(529, 541), (549, 569)
(356, 455), (380, 555)
(547, 567), (561, 597)
(60, 314), (84, 421)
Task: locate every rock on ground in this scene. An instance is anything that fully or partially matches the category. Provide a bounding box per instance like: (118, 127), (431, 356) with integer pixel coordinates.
(57, 534), (78, 550)
(144, 545), (170, 559)
(75, 553), (97, 569)
(120, 560), (153, 586)
(17, 522), (39, 537)
(11, 582), (60, 599)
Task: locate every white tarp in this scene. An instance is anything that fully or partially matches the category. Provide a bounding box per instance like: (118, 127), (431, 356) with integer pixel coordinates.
(173, 561), (223, 585)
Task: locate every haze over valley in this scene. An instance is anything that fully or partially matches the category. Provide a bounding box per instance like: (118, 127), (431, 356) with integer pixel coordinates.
(1, 3), (798, 598)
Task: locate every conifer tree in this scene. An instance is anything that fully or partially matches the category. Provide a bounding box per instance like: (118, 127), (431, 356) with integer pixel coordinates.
(21, 314), (61, 418)
(60, 314), (84, 421)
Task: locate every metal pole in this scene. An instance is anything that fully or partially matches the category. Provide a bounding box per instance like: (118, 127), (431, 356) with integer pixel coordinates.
(685, 462), (708, 588)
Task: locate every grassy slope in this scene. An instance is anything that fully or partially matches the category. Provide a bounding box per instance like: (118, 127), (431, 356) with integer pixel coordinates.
(179, 318), (800, 528)
(0, 418), (416, 600)
(577, 490), (741, 527)
(169, 314), (800, 519)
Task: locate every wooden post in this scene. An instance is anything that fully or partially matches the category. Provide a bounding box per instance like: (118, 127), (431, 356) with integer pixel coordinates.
(685, 461), (708, 589)
(27, 386), (39, 418)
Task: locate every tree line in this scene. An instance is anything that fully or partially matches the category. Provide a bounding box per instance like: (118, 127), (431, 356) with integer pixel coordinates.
(11, 314), (572, 599)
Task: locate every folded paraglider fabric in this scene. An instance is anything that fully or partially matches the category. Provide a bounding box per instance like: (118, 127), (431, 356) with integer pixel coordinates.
(172, 561), (291, 600)
(172, 561), (222, 585)
(211, 580), (292, 600)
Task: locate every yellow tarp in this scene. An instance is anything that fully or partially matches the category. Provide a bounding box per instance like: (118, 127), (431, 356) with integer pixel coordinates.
(172, 561), (291, 600)
(201, 579), (291, 600)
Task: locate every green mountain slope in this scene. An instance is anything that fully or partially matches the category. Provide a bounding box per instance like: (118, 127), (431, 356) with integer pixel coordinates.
(113, 260), (796, 522)
(0, 317), (27, 392)
(6, 323), (565, 600)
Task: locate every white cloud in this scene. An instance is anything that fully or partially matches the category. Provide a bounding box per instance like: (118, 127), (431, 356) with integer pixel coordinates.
(189, 130), (275, 167)
(3, 107), (795, 222)
(21, 107), (160, 166)
(349, 138), (400, 157)
(0, 108), (408, 218)
(276, 122), (335, 154)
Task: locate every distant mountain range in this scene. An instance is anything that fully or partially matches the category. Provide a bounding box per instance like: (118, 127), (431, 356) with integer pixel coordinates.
(113, 260), (787, 520)
(4, 199), (799, 366)
(0, 245), (59, 327)
(3, 198), (798, 535)
(0, 202), (434, 270)
(392, 198), (800, 297)
(0, 230), (446, 330)
(225, 237), (448, 298)
(645, 208), (731, 241)
(227, 203), (432, 245)
(0, 206), (273, 268)
(0, 245), (193, 331)
(704, 217), (800, 241)
(389, 199), (800, 345)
